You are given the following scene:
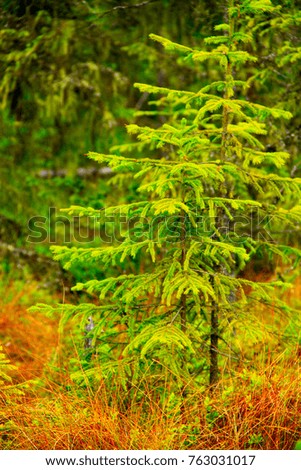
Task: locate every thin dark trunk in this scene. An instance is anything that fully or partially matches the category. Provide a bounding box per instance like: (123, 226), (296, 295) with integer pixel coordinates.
(180, 191), (187, 332)
(180, 203), (187, 417)
(209, 303), (219, 389)
(180, 294), (187, 332)
(208, 0), (234, 390)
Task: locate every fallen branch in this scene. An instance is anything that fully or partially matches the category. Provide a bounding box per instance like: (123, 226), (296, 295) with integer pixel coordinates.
(37, 167), (112, 179)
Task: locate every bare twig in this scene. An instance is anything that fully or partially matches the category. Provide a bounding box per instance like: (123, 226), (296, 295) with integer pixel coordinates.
(37, 167), (112, 179)
(97, 0), (158, 19)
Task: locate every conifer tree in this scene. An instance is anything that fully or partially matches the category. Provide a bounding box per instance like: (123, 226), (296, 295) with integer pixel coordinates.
(34, 0), (301, 394)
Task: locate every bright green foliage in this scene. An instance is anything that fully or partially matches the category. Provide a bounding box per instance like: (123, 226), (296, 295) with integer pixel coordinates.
(244, 2), (301, 215)
(33, 0), (301, 393)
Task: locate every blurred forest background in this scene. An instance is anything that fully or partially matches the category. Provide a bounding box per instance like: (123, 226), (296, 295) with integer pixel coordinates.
(0, 0), (301, 450)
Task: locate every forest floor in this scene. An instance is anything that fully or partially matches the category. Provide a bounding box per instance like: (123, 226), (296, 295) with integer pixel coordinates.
(0, 276), (301, 450)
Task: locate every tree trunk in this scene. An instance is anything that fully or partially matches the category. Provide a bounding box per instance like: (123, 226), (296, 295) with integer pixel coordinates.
(209, 304), (219, 389)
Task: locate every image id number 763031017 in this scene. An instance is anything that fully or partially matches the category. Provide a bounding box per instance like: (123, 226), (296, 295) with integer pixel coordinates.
(187, 454), (256, 466)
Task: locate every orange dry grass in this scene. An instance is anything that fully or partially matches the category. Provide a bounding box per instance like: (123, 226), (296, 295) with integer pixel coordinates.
(0, 282), (59, 383)
(3, 364), (301, 450)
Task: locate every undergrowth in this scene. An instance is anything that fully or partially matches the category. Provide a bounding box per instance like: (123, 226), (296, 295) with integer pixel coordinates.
(0, 277), (300, 450)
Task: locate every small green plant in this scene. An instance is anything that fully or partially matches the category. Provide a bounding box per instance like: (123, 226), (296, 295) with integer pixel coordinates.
(0, 344), (15, 387)
(0, 344), (19, 406)
(247, 433), (264, 447)
(33, 0), (301, 397)
(294, 440), (301, 450)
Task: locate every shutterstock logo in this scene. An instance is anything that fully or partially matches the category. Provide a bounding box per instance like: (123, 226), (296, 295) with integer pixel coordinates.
(27, 207), (274, 245)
